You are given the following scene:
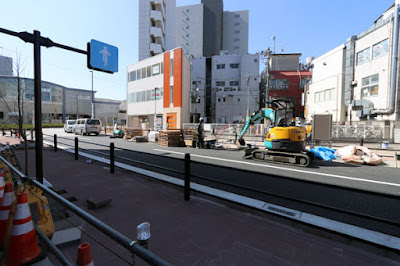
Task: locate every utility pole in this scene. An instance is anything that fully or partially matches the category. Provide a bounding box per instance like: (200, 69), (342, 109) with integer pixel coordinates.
(90, 70), (95, 118)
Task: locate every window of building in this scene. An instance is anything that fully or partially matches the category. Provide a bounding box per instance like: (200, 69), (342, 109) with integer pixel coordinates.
(230, 63), (239, 69)
(216, 64), (225, 69)
(234, 38), (239, 42)
(234, 30), (240, 34)
(218, 98), (221, 102)
(254, 58), (258, 63)
(233, 46), (239, 50)
(141, 68), (146, 79)
(315, 88), (335, 102)
(269, 79), (289, 90)
(234, 22), (239, 26)
(186, 34), (189, 37)
(372, 39), (389, 59)
(186, 9), (189, 12)
(229, 81), (239, 86)
(161, 62), (164, 74)
(234, 14), (240, 18)
(216, 81), (225, 86)
(129, 70), (136, 82)
(152, 64), (160, 76)
(170, 86), (174, 104)
(137, 69), (142, 80)
(170, 59), (174, 77)
(186, 17), (189, 21)
(186, 26), (189, 29)
(357, 47), (370, 65)
(361, 74), (379, 97)
(147, 66), (152, 78)
(186, 42), (189, 46)
(42, 87), (51, 101)
(237, 98), (240, 102)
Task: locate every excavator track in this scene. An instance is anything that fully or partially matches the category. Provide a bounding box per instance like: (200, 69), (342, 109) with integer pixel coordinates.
(248, 149), (312, 167)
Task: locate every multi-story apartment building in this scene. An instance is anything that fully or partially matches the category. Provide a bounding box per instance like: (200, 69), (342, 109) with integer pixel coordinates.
(127, 47), (191, 130)
(191, 53), (259, 123)
(138, 0), (176, 60)
(139, 0), (249, 60)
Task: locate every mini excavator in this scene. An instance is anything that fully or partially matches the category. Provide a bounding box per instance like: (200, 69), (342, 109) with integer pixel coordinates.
(236, 99), (313, 167)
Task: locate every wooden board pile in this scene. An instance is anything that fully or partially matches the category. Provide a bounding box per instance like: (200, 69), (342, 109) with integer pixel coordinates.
(182, 129), (198, 147)
(124, 128), (143, 140)
(158, 130), (183, 147)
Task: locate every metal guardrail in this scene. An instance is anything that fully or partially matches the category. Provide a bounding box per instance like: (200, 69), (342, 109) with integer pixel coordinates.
(42, 133), (400, 230)
(0, 154), (170, 266)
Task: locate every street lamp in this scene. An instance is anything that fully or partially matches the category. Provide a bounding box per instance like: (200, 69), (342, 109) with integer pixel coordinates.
(90, 71), (95, 118)
(154, 87), (158, 131)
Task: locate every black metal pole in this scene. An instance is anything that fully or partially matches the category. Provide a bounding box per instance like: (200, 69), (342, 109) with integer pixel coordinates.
(75, 137), (78, 160)
(110, 142), (114, 173)
(34, 30), (43, 184)
(54, 134), (57, 152)
(184, 153), (190, 201)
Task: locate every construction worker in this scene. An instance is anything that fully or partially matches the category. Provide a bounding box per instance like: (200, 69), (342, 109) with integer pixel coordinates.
(197, 118), (205, 149)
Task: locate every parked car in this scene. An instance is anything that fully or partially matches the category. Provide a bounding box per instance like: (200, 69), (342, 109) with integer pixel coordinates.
(64, 120), (76, 133)
(74, 118), (102, 136)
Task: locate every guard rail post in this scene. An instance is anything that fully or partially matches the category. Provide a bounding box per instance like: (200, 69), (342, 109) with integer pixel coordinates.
(110, 142), (115, 173)
(75, 137), (78, 160)
(54, 134), (57, 152)
(31, 129), (33, 140)
(184, 153), (190, 201)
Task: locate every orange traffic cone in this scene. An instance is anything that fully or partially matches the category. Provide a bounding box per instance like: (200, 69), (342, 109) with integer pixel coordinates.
(3, 192), (45, 265)
(0, 184), (14, 249)
(0, 171), (5, 206)
(77, 242), (94, 266)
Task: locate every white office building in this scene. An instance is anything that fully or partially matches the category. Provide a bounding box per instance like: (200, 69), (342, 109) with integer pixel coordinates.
(191, 53), (259, 123)
(0, 56), (13, 76)
(306, 2), (400, 142)
(222, 10), (249, 55)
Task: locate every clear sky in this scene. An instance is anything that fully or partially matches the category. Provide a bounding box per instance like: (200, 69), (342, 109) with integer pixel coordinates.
(0, 0), (394, 101)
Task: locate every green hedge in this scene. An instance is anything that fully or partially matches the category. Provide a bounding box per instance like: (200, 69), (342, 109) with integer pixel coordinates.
(0, 124), (64, 130)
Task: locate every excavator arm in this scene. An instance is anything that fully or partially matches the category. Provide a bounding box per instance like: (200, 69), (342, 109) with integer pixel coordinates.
(237, 108), (275, 145)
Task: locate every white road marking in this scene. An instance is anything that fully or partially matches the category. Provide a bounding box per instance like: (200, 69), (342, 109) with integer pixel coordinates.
(153, 148), (400, 188)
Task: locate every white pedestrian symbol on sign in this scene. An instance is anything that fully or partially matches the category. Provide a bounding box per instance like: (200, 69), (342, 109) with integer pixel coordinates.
(99, 46), (111, 67)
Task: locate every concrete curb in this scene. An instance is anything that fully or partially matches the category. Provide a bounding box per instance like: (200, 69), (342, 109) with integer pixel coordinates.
(44, 141), (400, 251)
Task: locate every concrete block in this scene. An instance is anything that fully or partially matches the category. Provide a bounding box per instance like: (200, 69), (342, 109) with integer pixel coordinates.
(51, 227), (82, 248)
(87, 198), (112, 210)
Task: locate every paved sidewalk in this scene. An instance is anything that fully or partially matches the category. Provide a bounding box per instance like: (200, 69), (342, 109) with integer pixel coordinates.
(2, 136), (397, 265)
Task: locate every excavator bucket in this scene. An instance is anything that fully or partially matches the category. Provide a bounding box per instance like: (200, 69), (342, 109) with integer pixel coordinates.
(237, 138), (246, 146)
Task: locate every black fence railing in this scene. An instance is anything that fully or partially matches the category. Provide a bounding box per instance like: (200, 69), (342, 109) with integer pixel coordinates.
(42, 134), (400, 233)
(0, 154), (170, 266)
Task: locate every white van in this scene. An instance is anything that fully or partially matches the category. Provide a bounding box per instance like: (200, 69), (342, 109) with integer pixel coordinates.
(74, 118), (102, 136)
(64, 120), (76, 133)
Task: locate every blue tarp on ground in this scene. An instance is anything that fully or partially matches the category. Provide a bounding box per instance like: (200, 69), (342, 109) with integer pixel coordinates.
(309, 146), (336, 161)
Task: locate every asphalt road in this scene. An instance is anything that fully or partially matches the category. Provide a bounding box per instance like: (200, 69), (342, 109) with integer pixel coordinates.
(43, 128), (400, 196)
(42, 128), (400, 237)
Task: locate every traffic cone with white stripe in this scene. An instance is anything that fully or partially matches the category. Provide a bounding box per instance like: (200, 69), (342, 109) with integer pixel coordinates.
(3, 192), (44, 265)
(0, 184), (14, 249)
(77, 242), (94, 266)
(0, 171), (5, 206)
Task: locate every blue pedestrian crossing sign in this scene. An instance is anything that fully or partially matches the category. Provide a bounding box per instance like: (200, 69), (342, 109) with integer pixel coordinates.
(88, 39), (118, 73)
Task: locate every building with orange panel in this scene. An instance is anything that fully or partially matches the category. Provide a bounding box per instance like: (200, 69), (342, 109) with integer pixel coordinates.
(127, 47), (191, 130)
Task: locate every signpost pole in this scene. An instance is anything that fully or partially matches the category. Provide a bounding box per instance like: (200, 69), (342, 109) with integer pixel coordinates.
(34, 30), (43, 184)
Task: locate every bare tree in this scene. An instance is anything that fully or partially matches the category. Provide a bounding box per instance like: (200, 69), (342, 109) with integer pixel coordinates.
(0, 52), (32, 175)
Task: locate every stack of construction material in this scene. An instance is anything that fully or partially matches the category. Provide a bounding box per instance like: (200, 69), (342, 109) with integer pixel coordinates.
(183, 129), (198, 147)
(124, 128), (143, 140)
(128, 136), (148, 143)
(158, 130), (182, 147)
